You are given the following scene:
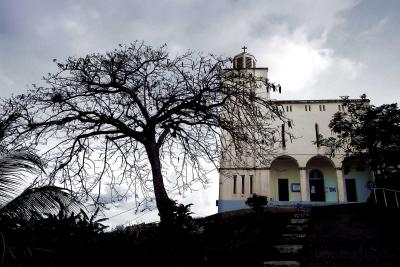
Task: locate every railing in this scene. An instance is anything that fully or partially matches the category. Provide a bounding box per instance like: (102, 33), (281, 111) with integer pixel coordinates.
(371, 187), (400, 208)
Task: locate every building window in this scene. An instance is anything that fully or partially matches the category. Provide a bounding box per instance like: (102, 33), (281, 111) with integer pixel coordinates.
(233, 175), (237, 194)
(286, 105), (292, 112)
(319, 105), (326, 111)
(338, 104), (341, 111)
(309, 169), (324, 179)
(315, 123), (320, 147)
(241, 175), (245, 194)
(305, 105), (307, 111)
(305, 105), (311, 111)
(323, 105), (326, 111)
(281, 123), (286, 148)
(290, 105), (292, 112)
(250, 175), (253, 194)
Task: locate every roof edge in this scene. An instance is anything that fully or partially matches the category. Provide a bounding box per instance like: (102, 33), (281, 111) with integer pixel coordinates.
(272, 99), (370, 104)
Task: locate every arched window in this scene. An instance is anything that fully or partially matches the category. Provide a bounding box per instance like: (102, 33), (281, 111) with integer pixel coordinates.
(309, 169), (323, 179)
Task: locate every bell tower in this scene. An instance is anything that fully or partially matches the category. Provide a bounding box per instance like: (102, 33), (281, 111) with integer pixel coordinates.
(231, 46), (270, 100)
(233, 46), (257, 69)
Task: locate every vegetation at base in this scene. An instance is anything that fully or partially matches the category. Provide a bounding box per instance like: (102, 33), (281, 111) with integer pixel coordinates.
(245, 194), (269, 213)
(0, 207), (107, 266)
(1, 207), (290, 267)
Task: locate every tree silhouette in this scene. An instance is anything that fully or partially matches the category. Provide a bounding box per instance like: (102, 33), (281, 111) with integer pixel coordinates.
(3, 42), (285, 221)
(319, 95), (400, 186)
(0, 112), (81, 221)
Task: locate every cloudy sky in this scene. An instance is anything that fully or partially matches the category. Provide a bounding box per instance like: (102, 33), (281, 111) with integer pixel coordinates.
(1, 0), (400, 227)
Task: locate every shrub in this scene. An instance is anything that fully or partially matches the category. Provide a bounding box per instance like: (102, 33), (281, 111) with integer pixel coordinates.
(245, 194), (268, 213)
(159, 200), (194, 230)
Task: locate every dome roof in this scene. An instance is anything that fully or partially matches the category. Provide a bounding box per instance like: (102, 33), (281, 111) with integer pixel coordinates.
(233, 51), (257, 69)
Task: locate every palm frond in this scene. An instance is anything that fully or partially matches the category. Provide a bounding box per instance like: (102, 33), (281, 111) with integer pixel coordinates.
(0, 186), (83, 220)
(0, 150), (44, 207)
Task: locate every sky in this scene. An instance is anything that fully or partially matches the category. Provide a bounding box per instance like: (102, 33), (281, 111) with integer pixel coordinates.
(1, 0), (400, 228)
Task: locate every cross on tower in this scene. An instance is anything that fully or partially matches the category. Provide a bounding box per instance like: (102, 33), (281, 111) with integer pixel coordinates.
(241, 46), (247, 53)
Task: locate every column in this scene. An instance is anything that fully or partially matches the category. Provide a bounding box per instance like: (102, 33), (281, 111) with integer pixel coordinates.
(262, 168), (271, 199)
(300, 167), (309, 202)
(336, 168), (346, 202)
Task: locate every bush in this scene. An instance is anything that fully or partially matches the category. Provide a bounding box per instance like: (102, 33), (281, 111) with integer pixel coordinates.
(159, 200), (194, 230)
(245, 194), (268, 213)
(0, 206), (107, 266)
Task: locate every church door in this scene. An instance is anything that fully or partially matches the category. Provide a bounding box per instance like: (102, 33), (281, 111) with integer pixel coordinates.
(345, 179), (358, 202)
(278, 179), (289, 201)
(309, 169), (326, 202)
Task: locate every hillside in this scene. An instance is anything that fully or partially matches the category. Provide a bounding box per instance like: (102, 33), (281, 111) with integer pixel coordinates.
(302, 204), (400, 267)
(2, 203), (399, 266)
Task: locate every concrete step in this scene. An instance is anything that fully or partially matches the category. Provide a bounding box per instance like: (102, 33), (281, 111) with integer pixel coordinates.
(281, 233), (307, 240)
(292, 213), (311, 219)
(296, 208), (311, 212)
(264, 261), (300, 267)
(280, 238), (304, 244)
(280, 232), (308, 244)
(295, 209), (311, 214)
(290, 218), (309, 224)
(274, 245), (304, 254)
(286, 224), (308, 232)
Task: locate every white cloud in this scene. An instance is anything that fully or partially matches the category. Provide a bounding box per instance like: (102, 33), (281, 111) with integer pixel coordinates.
(249, 29), (364, 92)
(359, 16), (389, 41)
(256, 31), (334, 91)
(0, 70), (15, 91)
(336, 58), (365, 80)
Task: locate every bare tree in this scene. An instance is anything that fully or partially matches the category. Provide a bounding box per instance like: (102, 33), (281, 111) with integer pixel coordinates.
(4, 42), (285, 222)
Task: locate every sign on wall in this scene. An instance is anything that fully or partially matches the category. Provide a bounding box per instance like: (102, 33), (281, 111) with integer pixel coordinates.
(291, 183), (301, 192)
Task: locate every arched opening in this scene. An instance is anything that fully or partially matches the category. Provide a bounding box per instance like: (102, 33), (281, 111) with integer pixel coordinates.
(306, 156), (337, 203)
(270, 156), (300, 202)
(342, 157), (373, 202)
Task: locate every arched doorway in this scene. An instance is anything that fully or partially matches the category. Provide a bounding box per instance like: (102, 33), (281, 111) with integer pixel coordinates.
(306, 156), (338, 203)
(309, 169), (325, 202)
(270, 156), (301, 202)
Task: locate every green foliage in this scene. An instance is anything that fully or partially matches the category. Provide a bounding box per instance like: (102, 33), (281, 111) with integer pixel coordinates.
(320, 95), (400, 185)
(30, 206), (108, 234)
(245, 194), (268, 213)
(1, 113), (101, 265)
(0, 205), (107, 266)
(159, 200), (194, 230)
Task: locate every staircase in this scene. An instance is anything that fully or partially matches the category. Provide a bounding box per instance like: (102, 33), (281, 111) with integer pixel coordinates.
(263, 205), (312, 267)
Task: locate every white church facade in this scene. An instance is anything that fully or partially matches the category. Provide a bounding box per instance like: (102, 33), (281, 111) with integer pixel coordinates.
(217, 51), (373, 212)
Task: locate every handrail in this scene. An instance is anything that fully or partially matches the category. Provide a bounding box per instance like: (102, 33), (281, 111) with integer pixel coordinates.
(370, 187), (400, 208)
(372, 187), (400, 193)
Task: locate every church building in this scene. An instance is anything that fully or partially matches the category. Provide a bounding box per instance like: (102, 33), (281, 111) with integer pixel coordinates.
(217, 50), (373, 212)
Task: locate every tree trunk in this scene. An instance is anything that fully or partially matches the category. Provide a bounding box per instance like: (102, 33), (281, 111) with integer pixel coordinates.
(144, 139), (173, 223)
